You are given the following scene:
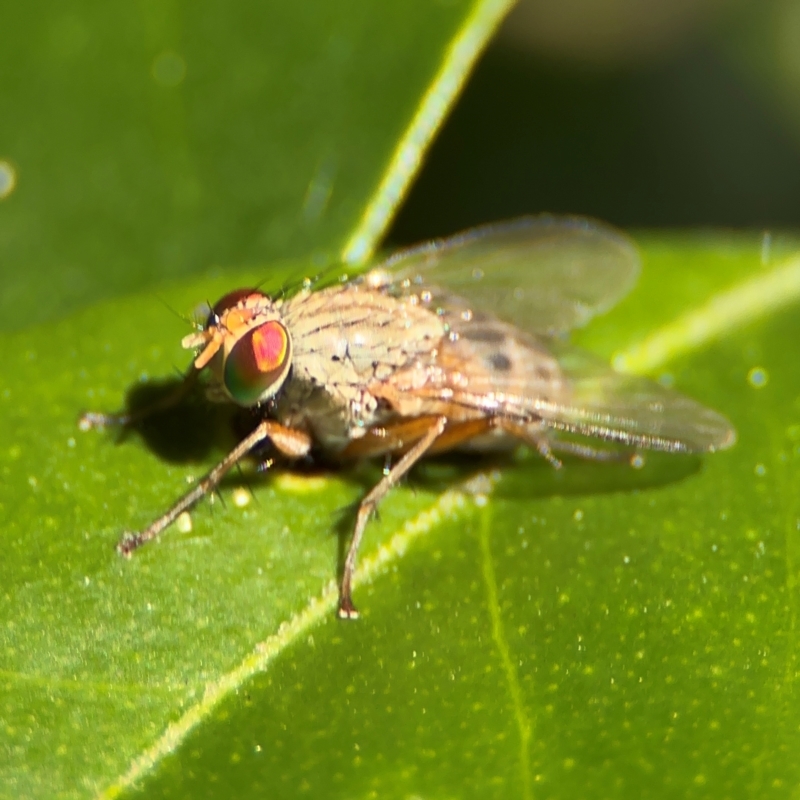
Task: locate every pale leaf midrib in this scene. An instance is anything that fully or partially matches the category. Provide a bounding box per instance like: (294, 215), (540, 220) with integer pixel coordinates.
(94, 249), (800, 798)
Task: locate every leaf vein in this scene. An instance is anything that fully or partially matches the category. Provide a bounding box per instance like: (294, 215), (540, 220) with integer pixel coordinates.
(613, 254), (800, 373)
(341, 0), (516, 265)
(96, 487), (470, 799)
(478, 501), (533, 800)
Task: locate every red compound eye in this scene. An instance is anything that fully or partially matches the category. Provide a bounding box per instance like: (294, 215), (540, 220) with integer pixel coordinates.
(223, 320), (292, 406)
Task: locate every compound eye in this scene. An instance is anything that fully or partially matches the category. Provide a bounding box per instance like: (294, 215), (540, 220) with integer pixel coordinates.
(206, 288), (263, 328)
(223, 320), (292, 406)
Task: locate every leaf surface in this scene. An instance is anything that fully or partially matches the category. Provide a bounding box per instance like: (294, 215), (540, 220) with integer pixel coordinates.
(2, 236), (799, 798)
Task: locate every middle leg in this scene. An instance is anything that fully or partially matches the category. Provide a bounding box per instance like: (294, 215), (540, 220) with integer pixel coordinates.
(338, 416), (447, 619)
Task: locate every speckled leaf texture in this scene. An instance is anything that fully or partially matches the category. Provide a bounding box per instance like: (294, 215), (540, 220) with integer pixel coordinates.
(4, 234), (800, 800)
(2, 3), (800, 800)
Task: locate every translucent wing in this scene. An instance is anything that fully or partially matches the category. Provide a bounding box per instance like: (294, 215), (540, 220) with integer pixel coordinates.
(535, 346), (736, 453)
(365, 216), (734, 453)
(372, 215), (640, 336)
(392, 316), (736, 454)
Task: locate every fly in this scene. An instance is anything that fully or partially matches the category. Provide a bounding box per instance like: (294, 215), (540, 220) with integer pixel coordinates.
(79, 215), (736, 619)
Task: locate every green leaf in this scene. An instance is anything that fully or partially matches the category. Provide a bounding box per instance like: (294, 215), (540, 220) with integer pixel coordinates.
(0, 0), (509, 332)
(2, 234), (799, 799)
(1, 1), (521, 796)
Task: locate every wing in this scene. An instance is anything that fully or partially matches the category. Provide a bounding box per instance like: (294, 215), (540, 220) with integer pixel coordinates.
(383, 315), (736, 454)
(535, 346), (736, 453)
(370, 215), (640, 336)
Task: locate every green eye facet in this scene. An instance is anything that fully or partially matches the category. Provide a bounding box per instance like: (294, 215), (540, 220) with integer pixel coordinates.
(223, 321), (292, 406)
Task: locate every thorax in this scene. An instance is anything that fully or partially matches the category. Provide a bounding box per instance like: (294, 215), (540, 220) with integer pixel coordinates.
(274, 282), (446, 450)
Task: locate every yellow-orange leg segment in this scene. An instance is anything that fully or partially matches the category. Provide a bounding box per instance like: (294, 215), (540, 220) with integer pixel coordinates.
(341, 413), (561, 466)
(117, 420), (312, 555)
(339, 414), (450, 460)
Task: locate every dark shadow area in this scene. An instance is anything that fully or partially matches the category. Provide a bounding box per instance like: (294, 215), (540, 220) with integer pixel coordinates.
(389, 40), (800, 245)
(102, 375), (382, 492)
(493, 448), (702, 498)
(104, 376), (239, 464)
(109, 376), (705, 582)
(410, 446), (702, 500)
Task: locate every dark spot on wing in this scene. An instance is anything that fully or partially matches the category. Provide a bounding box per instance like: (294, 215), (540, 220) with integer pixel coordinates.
(461, 326), (506, 344)
(487, 352), (512, 372)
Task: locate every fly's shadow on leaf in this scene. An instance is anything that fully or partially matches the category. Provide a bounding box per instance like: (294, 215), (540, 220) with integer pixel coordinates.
(411, 447), (702, 500)
(497, 449), (702, 498)
(108, 376), (240, 463)
(106, 376), (366, 486)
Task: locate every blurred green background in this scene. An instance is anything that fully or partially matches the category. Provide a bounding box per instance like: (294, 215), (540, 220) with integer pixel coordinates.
(391, 0), (800, 242)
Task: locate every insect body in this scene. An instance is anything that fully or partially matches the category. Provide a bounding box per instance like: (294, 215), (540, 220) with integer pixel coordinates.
(80, 215), (736, 618)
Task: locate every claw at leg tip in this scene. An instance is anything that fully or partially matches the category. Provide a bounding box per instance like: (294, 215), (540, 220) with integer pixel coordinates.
(78, 413), (101, 431)
(116, 534), (136, 558)
(337, 602), (360, 620)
